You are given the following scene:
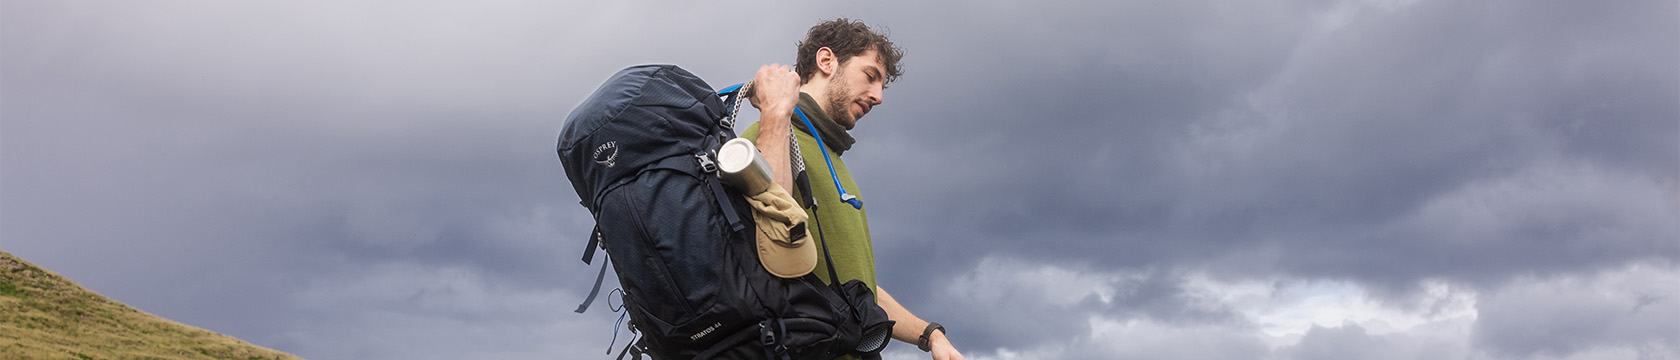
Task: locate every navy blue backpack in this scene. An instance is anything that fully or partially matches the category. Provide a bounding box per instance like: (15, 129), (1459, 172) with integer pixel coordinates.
(557, 65), (893, 360)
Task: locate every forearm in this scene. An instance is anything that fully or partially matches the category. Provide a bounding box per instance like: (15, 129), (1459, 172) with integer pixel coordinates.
(876, 286), (927, 343)
(754, 107), (794, 192)
(747, 65), (799, 193)
(877, 287), (954, 348)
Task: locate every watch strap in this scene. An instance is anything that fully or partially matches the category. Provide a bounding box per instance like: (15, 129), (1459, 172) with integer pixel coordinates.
(918, 322), (946, 352)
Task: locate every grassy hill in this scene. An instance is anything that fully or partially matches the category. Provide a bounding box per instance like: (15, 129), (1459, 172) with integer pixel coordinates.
(0, 250), (301, 360)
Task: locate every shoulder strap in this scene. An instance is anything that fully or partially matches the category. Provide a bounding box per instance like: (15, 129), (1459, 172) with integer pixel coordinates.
(800, 167), (844, 286)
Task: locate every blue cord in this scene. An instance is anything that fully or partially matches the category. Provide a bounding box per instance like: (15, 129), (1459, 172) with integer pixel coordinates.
(718, 83), (744, 95)
(795, 108), (864, 210)
(719, 83), (861, 210)
(607, 311), (628, 354)
(605, 288), (627, 354)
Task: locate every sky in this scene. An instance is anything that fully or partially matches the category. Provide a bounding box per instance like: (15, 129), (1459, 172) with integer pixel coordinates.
(2, 1), (1676, 359)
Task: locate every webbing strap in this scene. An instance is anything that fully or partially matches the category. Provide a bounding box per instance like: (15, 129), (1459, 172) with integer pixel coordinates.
(719, 83), (747, 135)
(760, 319), (793, 360)
(575, 255), (611, 313)
(794, 171), (816, 210)
(614, 335), (641, 360)
(711, 83), (748, 233)
(706, 167), (746, 233)
(581, 226), (601, 264)
(802, 171), (844, 287)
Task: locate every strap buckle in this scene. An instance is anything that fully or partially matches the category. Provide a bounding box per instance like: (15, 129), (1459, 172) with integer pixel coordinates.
(695, 153), (718, 174)
(759, 322), (776, 346)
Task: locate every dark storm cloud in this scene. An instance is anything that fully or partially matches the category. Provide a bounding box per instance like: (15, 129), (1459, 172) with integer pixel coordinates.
(850, 0), (1676, 356)
(857, 0), (1328, 297)
(2, 1), (895, 357)
(1, 0), (604, 351)
(4, 0), (1676, 359)
(856, 0), (1677, 295)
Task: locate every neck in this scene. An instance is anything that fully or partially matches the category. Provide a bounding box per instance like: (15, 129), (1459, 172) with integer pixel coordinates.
(798, 78), (831, 114)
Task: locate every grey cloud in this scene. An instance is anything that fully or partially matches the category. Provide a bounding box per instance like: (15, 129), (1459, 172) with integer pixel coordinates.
(931, 257), (1263, 358)
(1472, 263), (1679, 358)
(1, 2), (905, 357)
(4, 0), (1675, 359)
(1275, 322), (1470, 360)
(859, 0), (1333, 302)
(1068, 321), (1271, 360)
(857, 0), (1678, 302)
(1321, 164), (1679, 292)
(2, 0), (597, 352)
(929, 257), (1120, 350)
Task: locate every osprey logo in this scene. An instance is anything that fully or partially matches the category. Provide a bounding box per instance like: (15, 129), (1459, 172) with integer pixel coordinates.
(593, 141), (618, 168)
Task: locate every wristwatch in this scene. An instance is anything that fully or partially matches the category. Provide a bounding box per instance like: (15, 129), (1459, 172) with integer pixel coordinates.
(917, 322), (946, 352)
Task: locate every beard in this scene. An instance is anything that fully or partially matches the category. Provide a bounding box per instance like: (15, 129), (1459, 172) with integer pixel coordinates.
(824, 71), (858, 130)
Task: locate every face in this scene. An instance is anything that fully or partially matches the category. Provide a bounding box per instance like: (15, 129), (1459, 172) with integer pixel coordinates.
(822, 48), (887, 130)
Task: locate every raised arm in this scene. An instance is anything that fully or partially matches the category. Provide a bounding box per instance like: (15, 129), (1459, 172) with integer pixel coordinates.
(747, 64), (801, 192)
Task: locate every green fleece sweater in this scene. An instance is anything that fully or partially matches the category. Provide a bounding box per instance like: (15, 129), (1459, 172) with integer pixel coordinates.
(741, 122), (877, 291)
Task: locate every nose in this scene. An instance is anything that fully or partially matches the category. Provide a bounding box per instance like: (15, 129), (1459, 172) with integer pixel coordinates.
(866, 84), (883, 106)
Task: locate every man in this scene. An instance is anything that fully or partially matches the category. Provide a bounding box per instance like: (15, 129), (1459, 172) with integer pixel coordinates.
(743, 18), (966, 360)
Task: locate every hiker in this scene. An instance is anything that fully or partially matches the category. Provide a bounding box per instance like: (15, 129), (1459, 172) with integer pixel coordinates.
(743, 18), (967, 360)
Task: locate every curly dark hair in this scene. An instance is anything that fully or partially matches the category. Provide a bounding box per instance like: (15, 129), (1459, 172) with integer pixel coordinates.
(795, 18), (904, 86)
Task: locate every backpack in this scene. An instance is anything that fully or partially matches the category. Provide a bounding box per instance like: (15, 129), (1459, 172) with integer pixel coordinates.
(557, 64), (894, 360)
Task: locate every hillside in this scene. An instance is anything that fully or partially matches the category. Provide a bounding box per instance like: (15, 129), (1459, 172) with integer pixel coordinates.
(0, 250), (301, 360)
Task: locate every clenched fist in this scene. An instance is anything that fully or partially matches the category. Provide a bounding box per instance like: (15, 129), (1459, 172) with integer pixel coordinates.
(749, 64), (801, 119)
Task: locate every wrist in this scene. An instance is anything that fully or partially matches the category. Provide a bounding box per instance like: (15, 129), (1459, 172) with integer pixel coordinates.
(762, 107), (794, 122)
(917, 322), (946, 352)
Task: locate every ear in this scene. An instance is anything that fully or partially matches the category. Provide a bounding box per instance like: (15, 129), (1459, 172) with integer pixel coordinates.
(816, 47), (838, 78)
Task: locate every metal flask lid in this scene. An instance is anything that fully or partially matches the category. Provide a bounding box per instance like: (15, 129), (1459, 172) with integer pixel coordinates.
(717, 138), (774, 195)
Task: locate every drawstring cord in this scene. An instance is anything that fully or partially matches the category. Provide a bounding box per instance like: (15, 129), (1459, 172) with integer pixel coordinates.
(605, 288), (628, 354)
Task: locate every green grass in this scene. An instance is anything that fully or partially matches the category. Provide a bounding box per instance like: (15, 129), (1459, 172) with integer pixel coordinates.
(0, 250), (302, 360)
(0, 281), (24, 299)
